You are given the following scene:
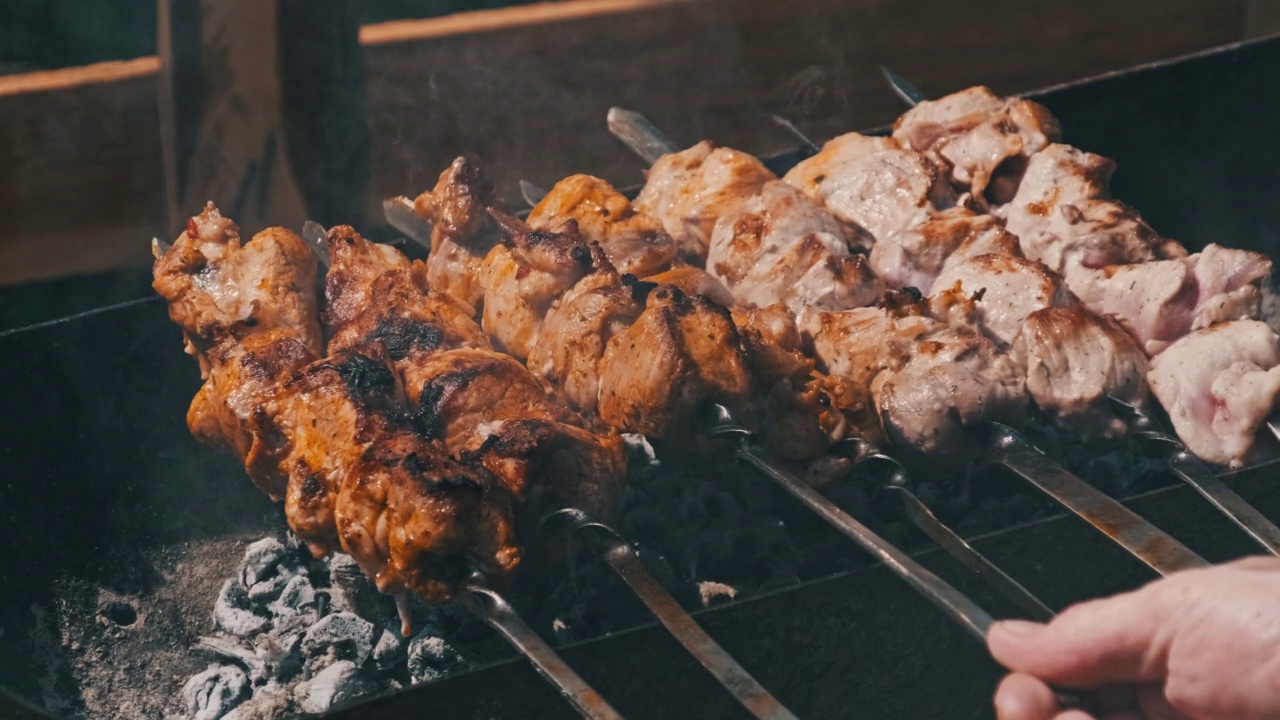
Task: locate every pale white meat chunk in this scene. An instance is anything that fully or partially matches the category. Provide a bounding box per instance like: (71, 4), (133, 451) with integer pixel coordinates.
(893, 86), (1061, 203)
(931, 252), (1074, 345)
(1149, 320), (1280, 467)
(1012, 305), (1149, 436)
(783, 133), (956, 246)
(1070, 244), (1272, 355)
(707, 180), (883, 319)
(1021, 199), (1188, 280)
(869, 206), (1020, 294)
(1002, 143), (1115, 241)
(634, 140), (776, 263)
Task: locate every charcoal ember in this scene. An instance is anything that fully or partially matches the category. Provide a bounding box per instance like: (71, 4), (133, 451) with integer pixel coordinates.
(182, 664), (249, 720)
(220, 682), (291, 720)
(252, 632), (303, 684)
(301, 612), (374, 666)
(325, 553), (365, 590)
(406, 628), (471, 684)
(696, 581), (738, 608)
(371, 627), (403, 669)
(294, 660), (380, 714)
(267, 574), (316, 617)
(213, 580), (270, 638)
(240, 538), (290, 588)
(245, 567), (304, 606)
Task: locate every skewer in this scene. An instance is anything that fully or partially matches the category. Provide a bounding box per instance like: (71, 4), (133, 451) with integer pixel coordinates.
(546, 509), (799, 720)
(298, 221), (624, 719)
(700, 403), (995, 642)
(1108, 397), (1280, 556)
(606, 107), (680, 166)
(382, 196), (436, 247)
(463, 575), (625, 720)
(842, 439), (1054, 622)
(985, 423), (1209, 575)
(770, 115), (821, 156)
(879, 66), (926, 107)
(520, 179), (549, 209)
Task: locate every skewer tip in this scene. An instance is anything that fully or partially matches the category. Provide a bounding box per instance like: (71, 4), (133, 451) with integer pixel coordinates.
(300, 221), (332, 268)
(151, 237), (172, 259)
(382, 196), (434, 250)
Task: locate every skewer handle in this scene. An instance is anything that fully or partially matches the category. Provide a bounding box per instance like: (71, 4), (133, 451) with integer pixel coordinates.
(985, 424), (1209, 576)
(1167, 451), (1280, 555)
(463, 583), (625, 720)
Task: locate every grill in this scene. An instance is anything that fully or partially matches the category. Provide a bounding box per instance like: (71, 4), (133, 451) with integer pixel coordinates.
(4, 34), (1280, 720)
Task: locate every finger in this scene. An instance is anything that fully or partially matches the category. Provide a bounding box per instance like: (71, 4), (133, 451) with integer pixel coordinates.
(1050, 712), (1096, 720)
(995, 673), (1061, 720)
(988, 590), (1168, 687)
(1225, 555), (1280, 572)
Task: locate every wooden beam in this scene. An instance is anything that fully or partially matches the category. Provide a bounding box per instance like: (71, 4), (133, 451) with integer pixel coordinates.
(0, 57), (159, 98)
(359, 0), (691, 45)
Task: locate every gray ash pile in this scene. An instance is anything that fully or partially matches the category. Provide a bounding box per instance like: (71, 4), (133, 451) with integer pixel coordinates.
(172, 537), (472, 719)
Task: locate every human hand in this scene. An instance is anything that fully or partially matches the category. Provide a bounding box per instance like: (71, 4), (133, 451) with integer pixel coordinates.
(987, 557), (1280, 719)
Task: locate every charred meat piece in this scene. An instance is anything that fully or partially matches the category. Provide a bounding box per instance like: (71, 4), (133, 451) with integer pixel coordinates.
(869, 205), (1020, 294)
(931, 252), (1075, 345)
(411, 156), (505, 311)
(1012, 305), (1149, 436)
(634, 140), (776, 262)
(641, 266), (735, 307)
(479, 212), (597, 361)
(1149, 320), (1280, 467)
(1070, 244), (1272, 356)
(707, 180), (884, 319)
(893, 86), (1061, 204)
(598, 285), (755, 442)
(527, 174), (677, 277)
(783, 133), (956, 246)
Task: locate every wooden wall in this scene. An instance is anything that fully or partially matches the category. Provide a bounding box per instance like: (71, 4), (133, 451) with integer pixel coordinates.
(0, 0), (1270, 285)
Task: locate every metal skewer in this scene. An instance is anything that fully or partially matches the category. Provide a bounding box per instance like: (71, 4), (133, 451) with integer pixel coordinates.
(546, 509), (798, 720)
(985, 423), (1209, 576)
(300, 221), (624, 719)
(463, 576), (625, 720)
(382, 195), (436, 247)
(880, 66), (927, 107)
(770, 115), (821, 156)
(607, 107), (680, 166)
(1108, 396), (1280, 556)
(843, 439), (1054, 622)
(520, 179), (549, 209)
(701, 403), (995, 643)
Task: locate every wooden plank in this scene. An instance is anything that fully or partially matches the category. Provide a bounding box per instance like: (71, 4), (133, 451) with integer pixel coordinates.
(0, 0), (1252, 285)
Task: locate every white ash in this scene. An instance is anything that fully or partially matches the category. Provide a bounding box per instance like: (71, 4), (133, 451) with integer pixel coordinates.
(294, 660), (381, 714)
(182, 664), (249, 720)
(406, 627), (470, 684)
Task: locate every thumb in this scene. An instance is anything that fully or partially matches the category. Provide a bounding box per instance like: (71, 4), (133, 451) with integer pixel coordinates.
(988, 588), (1169, 688)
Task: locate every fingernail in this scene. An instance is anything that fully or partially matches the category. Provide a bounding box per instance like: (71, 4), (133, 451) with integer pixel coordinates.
(993, 619), (1044, 637)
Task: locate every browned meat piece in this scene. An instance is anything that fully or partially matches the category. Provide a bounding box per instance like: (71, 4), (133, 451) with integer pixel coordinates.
(869, 206), (1020, 294)
(893, 86), (1061, 203)
(634, 140), (776, 262)
(411, 156), (505, 311)
(337, 429), (519, 604)
(598, 285), (755, 441)
(527, 174), (677, 277)
(411, 348), (626, 520)
(707, 180), (883, 318)
(1012, 306), (1149, 436)
(1000, 143), (1115, 240)
(783, 133), (956, 246)
(1070, 244), (1272, 355)
(479, 212), (597, 361)
(804, 290), (1027, 455)
(152, 202), (323, 373)
(1150, 320), (1280, 467)
(932, 252), (1075, 344)
(528, 261), (644, 416)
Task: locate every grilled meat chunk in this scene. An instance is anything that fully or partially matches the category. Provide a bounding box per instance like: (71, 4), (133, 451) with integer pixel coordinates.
(641, 266), (735, 307)
(869, 206), (1020, 294)
(804, 290), (1026, 455)
(527, 174), (677, 277)
(1012, 305), (1149, 436)
(479, 212), (597, 361)
(1070, 244), (1272, 356)
(1149, 320), (1280, 467)
(598, 285), (755, 441)
(783, 133), (956, 246)
(337, 429), (518, 604)
(893, 86), (1061, 203)
(707, 180), (883, 318)
(412, 156), (505, 311)
(932, 252), (1075, 344)
(1001, 143), (1115, 241)
(634, 140), (777, 262)
(152, 203), (323, 373)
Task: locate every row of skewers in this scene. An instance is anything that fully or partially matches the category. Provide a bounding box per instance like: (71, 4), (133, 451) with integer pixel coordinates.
(153, 70), (1280, 718)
